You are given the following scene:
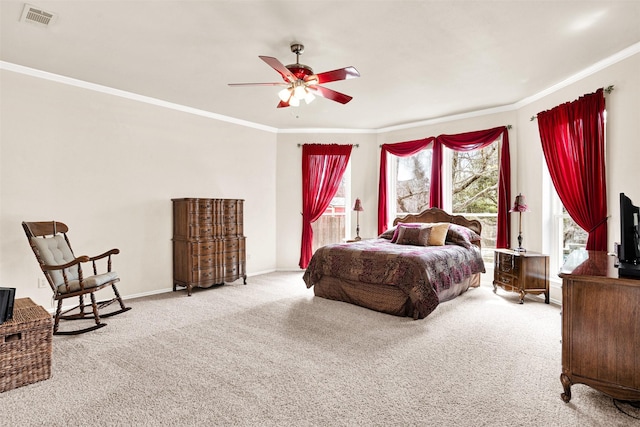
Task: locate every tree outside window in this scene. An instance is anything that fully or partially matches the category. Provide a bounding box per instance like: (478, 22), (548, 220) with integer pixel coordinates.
(562, 210), (588, 256)
(395, 149), (432, 215)
(452, 143), (498, 261)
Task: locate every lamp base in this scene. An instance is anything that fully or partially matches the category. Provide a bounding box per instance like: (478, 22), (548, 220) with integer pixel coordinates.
(353, 236), (362, 241)
(515, 232), (526, 252)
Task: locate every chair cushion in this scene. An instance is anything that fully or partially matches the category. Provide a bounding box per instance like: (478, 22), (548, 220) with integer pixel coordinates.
(30, 235), (79, 286)
(57, 271), (119, 294)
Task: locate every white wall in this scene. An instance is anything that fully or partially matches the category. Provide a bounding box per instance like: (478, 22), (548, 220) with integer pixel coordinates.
(0, 70), (277, 309)
(2, 49), (638, 309)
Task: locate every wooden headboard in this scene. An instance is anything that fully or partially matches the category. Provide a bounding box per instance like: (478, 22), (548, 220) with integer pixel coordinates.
(393, 207), (482, 237)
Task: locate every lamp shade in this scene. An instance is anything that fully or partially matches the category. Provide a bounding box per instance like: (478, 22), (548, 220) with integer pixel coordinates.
(509, 193), (529, 212)
(353, 198), (364, 212)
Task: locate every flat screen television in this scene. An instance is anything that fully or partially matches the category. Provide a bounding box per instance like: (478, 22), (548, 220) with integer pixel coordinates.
(619, 192), (640, 265)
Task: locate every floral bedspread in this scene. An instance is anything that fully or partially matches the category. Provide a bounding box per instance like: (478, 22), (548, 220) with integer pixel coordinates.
(303, 238), (485, 317)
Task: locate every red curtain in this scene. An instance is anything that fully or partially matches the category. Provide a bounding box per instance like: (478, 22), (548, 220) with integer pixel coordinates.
(299, 144), (353, 268)
(537, 89), (607, 250)
(377, 137), (435, 234)
(430, 126), (511, 248)
(377, 127), (511, 249)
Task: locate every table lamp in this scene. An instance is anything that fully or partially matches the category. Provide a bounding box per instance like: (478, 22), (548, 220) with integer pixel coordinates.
(510, 193), (529, 252)
(353, 198), (364, 241)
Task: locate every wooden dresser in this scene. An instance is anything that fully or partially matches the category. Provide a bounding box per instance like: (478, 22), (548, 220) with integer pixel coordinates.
(493, 249), (549, 304)
(172, 198), (246, 295)
(559, 250), (640, 403)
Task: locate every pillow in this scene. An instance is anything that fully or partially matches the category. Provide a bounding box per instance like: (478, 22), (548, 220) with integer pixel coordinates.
(30, 235), (78, 286)
(390, 223), (422, 243)
(395, 225), (429, 246)
(446, 223), (481, 248)
(395, 223), (450, 246)
(378, 226), (397, 240)
(426, 222), (450, 246)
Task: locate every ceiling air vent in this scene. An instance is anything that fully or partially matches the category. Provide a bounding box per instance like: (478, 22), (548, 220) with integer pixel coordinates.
(20, 4), (57, 26)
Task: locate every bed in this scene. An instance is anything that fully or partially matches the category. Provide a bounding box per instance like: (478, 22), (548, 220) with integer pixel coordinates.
(302, 208), (485, 319)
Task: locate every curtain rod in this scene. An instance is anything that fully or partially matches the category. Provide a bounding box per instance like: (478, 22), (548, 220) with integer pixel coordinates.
(297, 144), (359, 147)
(530, 85), (614, 121)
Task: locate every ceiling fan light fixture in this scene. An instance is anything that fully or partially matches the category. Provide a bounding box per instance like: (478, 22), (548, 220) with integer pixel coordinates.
(278, 87), (292, 102)
(303, 90), (315, 104)
(288, 95), (300, 107)
(293, 84), (307, 100)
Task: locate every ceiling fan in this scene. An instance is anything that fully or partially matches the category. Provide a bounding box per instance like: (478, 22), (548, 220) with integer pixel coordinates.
(228, 42), (360, 108)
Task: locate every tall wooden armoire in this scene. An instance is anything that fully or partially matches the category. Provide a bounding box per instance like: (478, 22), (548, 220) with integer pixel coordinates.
(172, 198), (246, 295)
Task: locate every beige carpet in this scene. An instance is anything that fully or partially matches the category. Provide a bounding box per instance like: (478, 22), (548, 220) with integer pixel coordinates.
(1, 271), (638, 426)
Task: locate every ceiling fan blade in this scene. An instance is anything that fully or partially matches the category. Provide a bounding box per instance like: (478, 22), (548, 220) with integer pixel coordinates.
(259, 56), (297, 83)
(277, 100), (290, 108)
(309, 66), (360, 84)
(309, 85), (353, 104)
(228, 82), (289, 87)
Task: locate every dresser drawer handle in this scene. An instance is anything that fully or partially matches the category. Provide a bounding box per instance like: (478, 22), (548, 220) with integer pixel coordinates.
(499, 276), (512, 285)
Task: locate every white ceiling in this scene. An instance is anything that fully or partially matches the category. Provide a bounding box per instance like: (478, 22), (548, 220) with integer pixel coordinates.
(2, 1), (640, 131)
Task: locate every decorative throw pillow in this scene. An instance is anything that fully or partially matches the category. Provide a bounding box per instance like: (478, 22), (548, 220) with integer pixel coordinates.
(426, 223), (450, 246)
(390, 223), (422, 243)
(395, 225), (429, 246)
(378, 226), (397, 240)
(446, 224), (482, 248)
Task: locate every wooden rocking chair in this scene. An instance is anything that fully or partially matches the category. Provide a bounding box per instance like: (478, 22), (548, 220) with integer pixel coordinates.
(22, 221), (131, 335)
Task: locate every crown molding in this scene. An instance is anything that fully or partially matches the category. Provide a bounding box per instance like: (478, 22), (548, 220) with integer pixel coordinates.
(0, 61), (277, 133)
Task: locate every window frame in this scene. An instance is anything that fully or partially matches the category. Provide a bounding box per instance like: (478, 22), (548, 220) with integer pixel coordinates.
(310, 161), (351, 252)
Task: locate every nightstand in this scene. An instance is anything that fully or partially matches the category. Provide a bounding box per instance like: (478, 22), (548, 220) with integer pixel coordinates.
(493, 249), (549, 304)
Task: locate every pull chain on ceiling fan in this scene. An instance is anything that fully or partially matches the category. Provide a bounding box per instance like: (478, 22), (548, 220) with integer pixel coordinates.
(228, 42), (360, 108)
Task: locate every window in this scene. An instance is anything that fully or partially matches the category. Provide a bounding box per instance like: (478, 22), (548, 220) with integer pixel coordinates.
(311, 166), (350, 252)
(451, 143), (499, 262)
(549, 186), (587, 274)
(394, 149), (432, 215)
(390, 141), (499, 262)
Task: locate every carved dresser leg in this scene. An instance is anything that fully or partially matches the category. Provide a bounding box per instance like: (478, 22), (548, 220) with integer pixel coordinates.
(560, 373), (572, 402)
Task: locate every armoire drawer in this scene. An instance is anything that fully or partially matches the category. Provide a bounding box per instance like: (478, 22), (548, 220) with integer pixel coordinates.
(188, 225), (214, 238)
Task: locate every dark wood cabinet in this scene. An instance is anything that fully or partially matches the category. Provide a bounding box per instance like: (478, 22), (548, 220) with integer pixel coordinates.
(558, 250), (640, 403)
(172, 198), (246, 295)
(493, 249), (549, 303)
